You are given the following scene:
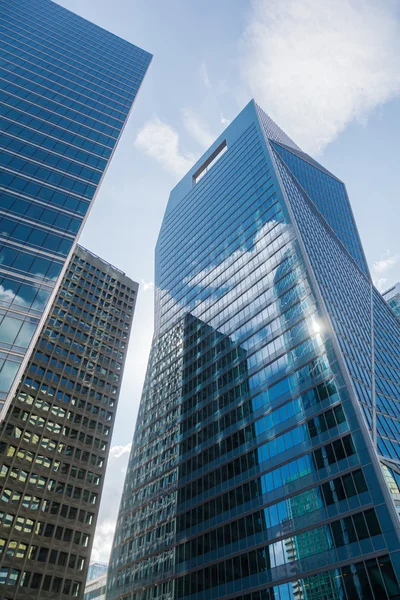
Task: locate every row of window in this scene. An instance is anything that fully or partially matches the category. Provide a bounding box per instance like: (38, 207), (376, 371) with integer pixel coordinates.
(36, 348), (122, 375)
(179, 403), (347, 486)
(71, 257), (135, 291)
(3, 20), (143, 101)
(0, 210), (73, 256)
(0, 505), (93, 535)
(1, 80), (117, 148)
(2, 42), (136, 110)
(181, 376), (337, 443)
(1, 436), (103, 472)
(65, 276), (133, 304)
(0, 536), (85, 570)
(0, 115), (108, 171)
(180, 384), (342, 460)
(1, 103), (111, 162)
(0, 459), (101, 488)
(17, 390), (113, 422)
(177, 467), (368, 535)
(2, 133), (101, 187)
(0, 274), (51, 316)
(30, 361), (119, 392)
(1, 20), (139, 114)
(177, 434), (356, 506)
(4, 421), (107, 455)
(40, 338), (123, 376)
(44, 322), (125, 354)
(2, 69), (124, 136)
(173, 554), (400, 600)
(25, 370), (118, 399)
(5, 1), (150, 84)
(8, 406), (110, 438)
(176, 471), (369, 564)
(1, 479), (97, 508)
(1, 189), (81, 236)
(0, 566), (81, 596)
(174, 509), (381, 597)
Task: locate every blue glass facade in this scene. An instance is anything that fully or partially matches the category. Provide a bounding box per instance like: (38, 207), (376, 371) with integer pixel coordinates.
(0, 0), (151, 418)
(107, 101), (400, 600)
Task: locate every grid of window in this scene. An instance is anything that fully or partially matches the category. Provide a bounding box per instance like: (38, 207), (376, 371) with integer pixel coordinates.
(106, 101), (400, 600)
(271, 138), (400, 522)
(0, 0), (151, 414)
(0, 245), (137, 599)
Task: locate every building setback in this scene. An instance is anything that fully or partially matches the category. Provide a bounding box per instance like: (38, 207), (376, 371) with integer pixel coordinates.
(0, 0), (151, 420)
(383, 284), (400, 320)
(107, 101), (400, 600)
(0, 245), (138, 599)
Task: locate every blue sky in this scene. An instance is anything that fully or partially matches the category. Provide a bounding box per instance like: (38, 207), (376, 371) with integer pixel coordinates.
(55, 0), (400, 562)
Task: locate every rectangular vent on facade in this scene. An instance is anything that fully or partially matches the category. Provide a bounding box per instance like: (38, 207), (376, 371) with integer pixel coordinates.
(193, 140), (227, 184)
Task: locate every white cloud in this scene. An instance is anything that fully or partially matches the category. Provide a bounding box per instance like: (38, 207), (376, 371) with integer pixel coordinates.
(91, 442), (133, 563)
(221, 113), (230, 126)
(135, 115), (197, 178)
(199, 61), (211, 89)
(371, 250), (399, 290)
(140, 279), (154, 292)
(91, 519), (117, 563)
(241, 0), (400, 154)
(109, 442), (132, 459)
(182, 109), (215, 149)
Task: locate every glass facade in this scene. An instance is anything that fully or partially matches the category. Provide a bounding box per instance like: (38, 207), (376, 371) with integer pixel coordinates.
(383, 284), (400, 320)
(0, 245), (138, 599)
(0, 0), (151, 419)
(88, 563), (109, 582)
(107, 101), (400, 600)
(85, 572), (107, 600)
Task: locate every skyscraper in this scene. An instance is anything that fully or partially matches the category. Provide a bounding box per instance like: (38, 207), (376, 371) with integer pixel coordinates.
(0, 0), (151, 421)
(0, 244), (138, 599)
(108, 101), (400, 600)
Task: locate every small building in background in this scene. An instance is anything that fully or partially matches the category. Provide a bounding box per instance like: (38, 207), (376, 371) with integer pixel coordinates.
(383, 282), (400, 318)
(84, 571), (107, 600)
(87, 563), (108, 582)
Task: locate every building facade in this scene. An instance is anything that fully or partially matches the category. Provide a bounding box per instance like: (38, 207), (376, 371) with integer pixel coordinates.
(85, 572), (107, 600)
(87, 563), (108, 582)
(0, 245), (138, 599)
(0, 0), (151, 420)
(108, 101), (400, 600)
(383, 284), (400, 320)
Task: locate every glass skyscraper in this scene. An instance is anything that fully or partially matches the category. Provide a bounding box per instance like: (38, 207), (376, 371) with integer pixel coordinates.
(0, 244), (138, 598)
(0, 0), (151, 420)
(108, 101), (400, 600)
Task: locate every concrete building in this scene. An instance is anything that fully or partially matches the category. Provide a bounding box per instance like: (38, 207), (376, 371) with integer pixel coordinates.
(0, 245), (137, 599)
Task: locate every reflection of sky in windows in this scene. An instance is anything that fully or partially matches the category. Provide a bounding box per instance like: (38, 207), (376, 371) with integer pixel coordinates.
(111, 102), (400, 600)
(0, 0), (151, 409)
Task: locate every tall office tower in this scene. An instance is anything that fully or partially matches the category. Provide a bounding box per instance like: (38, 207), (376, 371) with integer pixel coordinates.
(0, 245), (137, 599)
(0, 0), (151, 421)
(383, 284), (400, 319)
(108, 101), (400, 600)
